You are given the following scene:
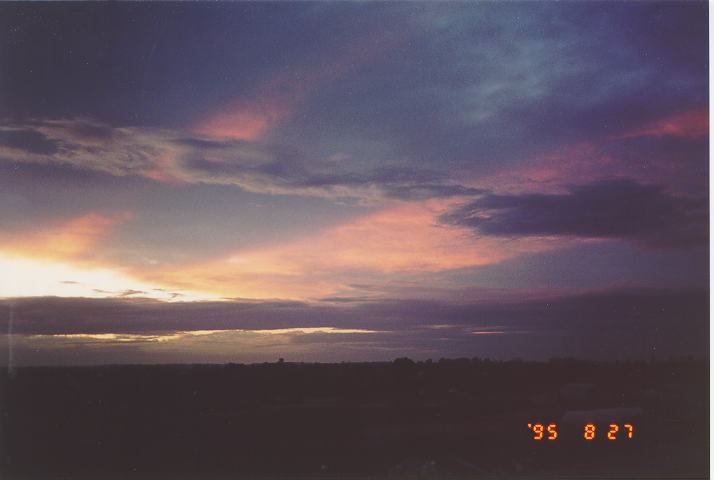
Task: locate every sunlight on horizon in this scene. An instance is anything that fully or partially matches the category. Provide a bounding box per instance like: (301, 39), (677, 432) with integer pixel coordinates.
(0, 253), (219, 301)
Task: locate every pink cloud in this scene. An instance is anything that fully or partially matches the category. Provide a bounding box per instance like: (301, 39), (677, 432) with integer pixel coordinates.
(139, 152), (186, 184)
(194, 30), (406, 141)
(617, 108), (708, 140)
(142, 200), (577, 300)
(464, 107), (708, 195)
(194, 86), (295, 141)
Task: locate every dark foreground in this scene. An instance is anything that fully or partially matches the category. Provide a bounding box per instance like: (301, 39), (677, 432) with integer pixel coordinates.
(0, 358), (708, 479)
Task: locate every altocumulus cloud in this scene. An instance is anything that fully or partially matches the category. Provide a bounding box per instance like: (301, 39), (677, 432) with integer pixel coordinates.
(441, 179), (707, 249)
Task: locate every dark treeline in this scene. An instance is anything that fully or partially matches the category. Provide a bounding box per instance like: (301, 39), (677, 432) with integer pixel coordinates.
(0, 357), (708, 479)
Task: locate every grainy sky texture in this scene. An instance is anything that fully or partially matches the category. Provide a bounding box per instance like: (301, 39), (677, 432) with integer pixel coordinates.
(0, 2), (708, 364)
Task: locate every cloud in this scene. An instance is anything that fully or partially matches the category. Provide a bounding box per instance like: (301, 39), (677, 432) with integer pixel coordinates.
(343, 2), (708, 182)
(0, 211), (132, 261)
(182, 154), (482, 201)
(616, 108), (708, 140)
(0, 286), (703, 335)
(0, 287), (706, 364)
(297, 167), (485, 200)
(459, 107), (708, 198)
(117, 289), (146, 297)
(0, 119), (478, 202)
(441, 179), (707, 249)
(193, 24), (407, 141)
(140, 201), (573, 299)
(0, 128), (59, 154)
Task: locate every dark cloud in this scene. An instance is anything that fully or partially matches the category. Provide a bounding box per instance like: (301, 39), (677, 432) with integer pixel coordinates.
(441, 180), (707, 248)
(0, 288), (706, 362)
(293, 166), (485, 200)
(0, 129), (58, 154)
(67, 122), (116, 141)
(0, 287), (705, 334)
(597, 135), (709, 195)
(182, 156), (483, 200)
(173, 136), (241, 150)
(318, 296), (378, 304)
(117, 289), (145, 297)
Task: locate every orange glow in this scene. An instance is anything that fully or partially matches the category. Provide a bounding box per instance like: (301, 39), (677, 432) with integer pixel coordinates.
(1, 212), (131, 262)
(143, 201), (572, 299)
(0, 253), (215, 300)
(607, 423), (619, 440)
(547, 424), (558, 440)
(0, 211), (219, 300)
(584, 423), (596, 440)
(623, 423), (634, 439)
(220, 202), (565, 274)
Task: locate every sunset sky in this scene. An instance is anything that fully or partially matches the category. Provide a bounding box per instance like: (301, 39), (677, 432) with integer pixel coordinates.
(0, 2), (708, 365)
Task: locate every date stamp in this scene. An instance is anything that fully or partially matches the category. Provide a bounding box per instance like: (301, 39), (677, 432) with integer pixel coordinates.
(527, 423), (634, 441)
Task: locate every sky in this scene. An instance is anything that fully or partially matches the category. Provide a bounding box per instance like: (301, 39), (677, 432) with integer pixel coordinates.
(0, 2), (708, 365)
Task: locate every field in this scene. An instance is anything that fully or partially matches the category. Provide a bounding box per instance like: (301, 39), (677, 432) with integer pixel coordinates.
(0, 358), (708, 479)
